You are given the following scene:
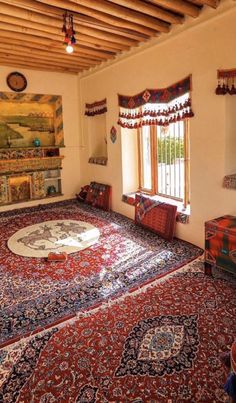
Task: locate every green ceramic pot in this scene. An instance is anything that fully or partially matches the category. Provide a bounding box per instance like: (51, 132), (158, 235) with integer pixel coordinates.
(33, 138), (41, 147)
(47, 185), (57, 195)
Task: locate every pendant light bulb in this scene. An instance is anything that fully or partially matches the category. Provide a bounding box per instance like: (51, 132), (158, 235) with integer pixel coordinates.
(66, 44), (74, 54)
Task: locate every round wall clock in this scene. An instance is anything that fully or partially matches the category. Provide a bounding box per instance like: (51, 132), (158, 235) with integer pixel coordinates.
(6, 72), (27, 92)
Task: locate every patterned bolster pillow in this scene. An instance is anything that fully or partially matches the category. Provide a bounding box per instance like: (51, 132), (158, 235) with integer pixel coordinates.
(76, 185), (90, 202)
(47, 252), (68, 261)
(85, 181), (111, 211)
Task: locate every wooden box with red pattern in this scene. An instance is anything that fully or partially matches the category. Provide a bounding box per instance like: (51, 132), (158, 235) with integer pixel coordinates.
(204, 215), (236, 275)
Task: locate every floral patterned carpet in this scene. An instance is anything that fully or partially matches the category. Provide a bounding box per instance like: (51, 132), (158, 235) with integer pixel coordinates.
(0, 200), (202, 347)
(0, 258), (236, 402)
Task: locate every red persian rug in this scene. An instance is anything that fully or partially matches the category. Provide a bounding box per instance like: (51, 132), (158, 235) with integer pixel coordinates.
(0, 200), (202, 347)
(0, 259), (235, 402)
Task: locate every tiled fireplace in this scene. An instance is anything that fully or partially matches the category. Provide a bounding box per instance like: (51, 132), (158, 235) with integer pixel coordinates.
(8, 175), (32, 203)
(0, 147), (63, 206)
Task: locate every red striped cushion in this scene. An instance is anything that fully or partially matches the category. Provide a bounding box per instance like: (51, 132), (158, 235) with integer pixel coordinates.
(135, 195), (177, 241)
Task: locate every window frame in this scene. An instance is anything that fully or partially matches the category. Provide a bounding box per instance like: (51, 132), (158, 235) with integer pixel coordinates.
(138, 119), (190, 208)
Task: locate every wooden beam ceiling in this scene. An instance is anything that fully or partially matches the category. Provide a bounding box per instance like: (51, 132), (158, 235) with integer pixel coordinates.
(0, 0), (222, 74)
(147, 1), (201, 18)
(187, 0), (219, 7)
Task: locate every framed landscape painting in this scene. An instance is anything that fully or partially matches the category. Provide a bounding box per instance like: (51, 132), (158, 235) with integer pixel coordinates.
(0, 92), (64, 148)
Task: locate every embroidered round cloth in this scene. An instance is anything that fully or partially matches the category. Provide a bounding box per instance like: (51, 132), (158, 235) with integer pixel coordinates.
(7, 220), (100, 257)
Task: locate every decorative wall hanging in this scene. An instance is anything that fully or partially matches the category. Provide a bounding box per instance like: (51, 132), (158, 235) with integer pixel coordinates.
(215, 69), (236, 95)
(117, 76), (194, 129)
(85, 99), (107, 116)
(223, 174), (236, 190)
(110, 126), (117, 143)
(62, 11), (76, 54)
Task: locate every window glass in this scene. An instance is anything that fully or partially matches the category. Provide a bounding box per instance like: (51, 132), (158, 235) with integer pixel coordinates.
(157, 121), (185, 201)
(140, 125), (152, 191)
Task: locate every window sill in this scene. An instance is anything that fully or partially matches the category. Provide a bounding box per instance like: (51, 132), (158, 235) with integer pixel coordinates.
(122, 192), (190, 224)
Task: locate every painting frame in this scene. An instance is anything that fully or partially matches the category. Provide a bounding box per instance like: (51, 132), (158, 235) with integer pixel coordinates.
(0, 91), (64, 148)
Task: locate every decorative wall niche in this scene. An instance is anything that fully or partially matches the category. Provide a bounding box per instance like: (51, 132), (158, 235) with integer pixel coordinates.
(0, 91), (65, 205)
(85, 99), (107, 166)
(0, 92), (64, 148)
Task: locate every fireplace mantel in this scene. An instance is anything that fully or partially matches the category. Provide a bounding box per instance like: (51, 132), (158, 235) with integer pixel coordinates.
(0, 156), (63, 175)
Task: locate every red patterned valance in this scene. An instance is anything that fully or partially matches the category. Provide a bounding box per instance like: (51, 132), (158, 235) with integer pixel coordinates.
(118, 77), (193, 129)
(217, 69), (236, 79)
(118, 76), (191, 109)
(85, 98), (107, 116)
(215, 69), (236, 95)
(118, 96), (193, 128)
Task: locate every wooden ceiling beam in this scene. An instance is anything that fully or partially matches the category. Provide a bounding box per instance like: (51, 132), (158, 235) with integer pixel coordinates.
(0, 8), (138, 48)
(0, 61), (79, 74)
(75, 26), (138, 47)
(148, 0), (200, 18)
(76, 33), (130, 51)
(0, 44), (99, 67)
(78, 21), (149, 41)
(107, 0), (183, 24)
(75, 39), (122, 53)
(2, 0), (159, 36)
(0, 51), (90, 70)
(0, 21), (129, 52)
(0, 37), (111, 62)
(35, 0), (170, 33)
(187, 0), (219, 7)
(0, 55), (81, 73)
(0, 30), (115, 59)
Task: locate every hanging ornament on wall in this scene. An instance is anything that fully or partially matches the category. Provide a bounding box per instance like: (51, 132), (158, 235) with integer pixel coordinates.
(62, 11), (76, 54)
(110, 126), (117, 143)
(215, 69), (236, 95)
(85, 99), (107, 116)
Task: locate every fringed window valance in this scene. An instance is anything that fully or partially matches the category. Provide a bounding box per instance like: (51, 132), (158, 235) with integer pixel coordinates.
(117, 76), (194, 129)
(215, 69), (236, 95)
(85, 98), (107, 116)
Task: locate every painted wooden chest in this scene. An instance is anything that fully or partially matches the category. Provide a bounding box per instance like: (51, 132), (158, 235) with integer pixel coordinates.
(205, 215), (236, 275)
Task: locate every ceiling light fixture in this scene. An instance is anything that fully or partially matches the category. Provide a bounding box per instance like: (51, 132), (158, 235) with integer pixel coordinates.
(62, 11), (76, 54)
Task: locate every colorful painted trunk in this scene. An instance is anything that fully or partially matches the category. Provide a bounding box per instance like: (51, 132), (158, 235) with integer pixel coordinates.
(205, 215), (236, 274)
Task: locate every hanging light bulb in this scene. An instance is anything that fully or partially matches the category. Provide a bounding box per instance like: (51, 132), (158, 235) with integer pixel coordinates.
(62, 11), (76, 54)
(66, 43), (74, 54)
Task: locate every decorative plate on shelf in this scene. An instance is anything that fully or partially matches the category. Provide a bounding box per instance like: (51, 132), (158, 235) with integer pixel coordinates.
(6, 72), (27, 92)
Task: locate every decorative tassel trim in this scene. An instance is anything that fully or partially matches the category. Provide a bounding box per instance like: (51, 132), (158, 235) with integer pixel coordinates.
(85, 98), (107, 116)
(118, 97), (194, 128)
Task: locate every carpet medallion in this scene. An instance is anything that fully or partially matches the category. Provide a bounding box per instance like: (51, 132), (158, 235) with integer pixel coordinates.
(7, 220), (100, 257)
(0, 259), (235, 402)
(115, 314), (199, 377)
(0, 200), (202, 347)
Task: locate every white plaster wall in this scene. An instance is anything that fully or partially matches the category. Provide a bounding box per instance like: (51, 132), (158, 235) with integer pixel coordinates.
(0, 66), (80, 211)
(78, 2), (236, 248)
